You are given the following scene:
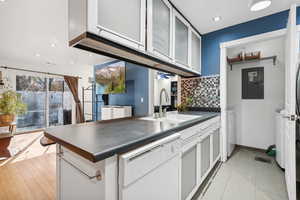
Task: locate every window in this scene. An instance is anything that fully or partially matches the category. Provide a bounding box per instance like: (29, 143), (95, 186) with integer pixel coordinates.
(16, 76), (47, 131)
(16, 75), (73, 132)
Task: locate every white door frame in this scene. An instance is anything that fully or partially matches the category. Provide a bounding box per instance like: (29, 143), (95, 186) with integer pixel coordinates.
(219, 25), (300, 162)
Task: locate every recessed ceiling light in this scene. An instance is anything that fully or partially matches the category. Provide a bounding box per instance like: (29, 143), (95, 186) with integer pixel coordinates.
(70, 60), (75, 65)
(51, 43), (56, 47)
(35, 53), (41, 57)
(89, 54), (93, 57)
(213, 16), (221, 22)
(250, 0), (271, 12)
(0, 0), (5, 2)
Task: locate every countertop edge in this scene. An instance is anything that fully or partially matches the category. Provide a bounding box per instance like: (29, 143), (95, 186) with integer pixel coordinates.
(45, 113), (219, 163)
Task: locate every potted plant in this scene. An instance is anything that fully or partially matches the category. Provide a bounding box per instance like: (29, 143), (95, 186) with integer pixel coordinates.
(0, 90), (27, 124)
(177, 97), (193, 112)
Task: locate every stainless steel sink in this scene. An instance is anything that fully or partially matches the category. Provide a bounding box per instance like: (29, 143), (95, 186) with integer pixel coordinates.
(140, 112), (201, 123)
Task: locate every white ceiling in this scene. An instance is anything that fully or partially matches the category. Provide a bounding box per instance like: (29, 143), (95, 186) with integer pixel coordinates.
(170, 0), (300, 34)
(0, 0), (112, 75)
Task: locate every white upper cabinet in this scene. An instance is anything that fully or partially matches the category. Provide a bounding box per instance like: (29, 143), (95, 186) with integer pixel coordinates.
(173, 12), (190, 68)
(88, 0), (146, 50)
(147, 0), (173, 61)
(69, 0), (201, 76)
(190, 30), (201, 73)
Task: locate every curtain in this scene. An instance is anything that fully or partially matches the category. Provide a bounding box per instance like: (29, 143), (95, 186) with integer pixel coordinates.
(64, 76), (85, 123)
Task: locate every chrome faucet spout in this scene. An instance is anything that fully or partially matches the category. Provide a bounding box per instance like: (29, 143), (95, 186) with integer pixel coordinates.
(159, 88), (169, 118)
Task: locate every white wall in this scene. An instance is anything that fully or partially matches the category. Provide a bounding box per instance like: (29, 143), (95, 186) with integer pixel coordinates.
(227, 37), (285, 149)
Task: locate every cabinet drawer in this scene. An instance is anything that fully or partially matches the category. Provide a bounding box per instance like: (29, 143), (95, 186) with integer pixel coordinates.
(112, 108), (126, 119)
(180, 117), (220, 140)
(179, 124), (201, 140)
(198, 117), (220, 131)
(101, 108), (113, 120)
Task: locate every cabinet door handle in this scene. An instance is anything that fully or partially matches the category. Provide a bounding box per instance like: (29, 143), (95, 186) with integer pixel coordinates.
(96, 25), (143, 47)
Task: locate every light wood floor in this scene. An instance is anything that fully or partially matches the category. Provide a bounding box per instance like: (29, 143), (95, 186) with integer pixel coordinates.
(0, 133), (56, 200)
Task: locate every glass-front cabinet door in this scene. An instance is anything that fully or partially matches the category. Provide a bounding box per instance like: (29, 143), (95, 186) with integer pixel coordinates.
(213, 128), (221, 163)
(147, 0), (173, 61)
(181, 144), (197, 200)
(88, 0), (146, 50)
(200, 135), (211, 179)
(174, 12), (189, 68)
(190, 30), (201, 73)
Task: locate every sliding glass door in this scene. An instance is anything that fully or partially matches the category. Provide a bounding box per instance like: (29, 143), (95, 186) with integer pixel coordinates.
(16, 76), (47, 131)
(16, 75), (73, 132)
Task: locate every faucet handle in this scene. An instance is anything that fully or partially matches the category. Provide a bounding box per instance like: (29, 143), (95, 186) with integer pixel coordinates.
(163, 108), (167, 117)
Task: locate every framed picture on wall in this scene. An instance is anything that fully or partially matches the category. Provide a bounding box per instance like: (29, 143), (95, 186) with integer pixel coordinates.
(242, 67), (264, 99)
(95, 61), (126, 94)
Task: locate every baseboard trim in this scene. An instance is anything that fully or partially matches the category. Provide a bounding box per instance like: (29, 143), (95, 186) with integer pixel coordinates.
(192, 160), (222, 200)
(235, 144), (266, 153)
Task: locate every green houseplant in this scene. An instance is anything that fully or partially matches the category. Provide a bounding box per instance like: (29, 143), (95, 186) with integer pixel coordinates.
(176, 97), (193, 112)
(0, 90), (27, 124)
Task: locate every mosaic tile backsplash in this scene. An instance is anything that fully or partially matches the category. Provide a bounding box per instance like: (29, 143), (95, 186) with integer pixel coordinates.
(181, 75), (220, 108)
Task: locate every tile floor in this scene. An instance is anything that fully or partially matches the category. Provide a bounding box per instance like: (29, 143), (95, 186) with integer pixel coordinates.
(198, 148), (288, 200)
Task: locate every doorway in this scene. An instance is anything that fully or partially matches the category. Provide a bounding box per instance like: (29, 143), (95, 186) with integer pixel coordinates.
(219, 5), (299, 200)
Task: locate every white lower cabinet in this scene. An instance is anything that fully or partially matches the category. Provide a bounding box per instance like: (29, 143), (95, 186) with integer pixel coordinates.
(101, 106), (132, 120)
(200, 135), (211, 179)
(57, 146), (118, 200)
(180, 116), (220, 200)
(181, 141), (198, 200)
(212, 128), (221, 163)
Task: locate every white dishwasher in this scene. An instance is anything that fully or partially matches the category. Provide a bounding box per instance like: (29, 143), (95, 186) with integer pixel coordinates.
(119, 133), (181, 200)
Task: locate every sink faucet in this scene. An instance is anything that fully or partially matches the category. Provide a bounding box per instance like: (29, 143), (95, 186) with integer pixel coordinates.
(159, 88), (169, 118)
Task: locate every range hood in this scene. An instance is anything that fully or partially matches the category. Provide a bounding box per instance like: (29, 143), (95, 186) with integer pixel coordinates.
(69, 32), (199, 77)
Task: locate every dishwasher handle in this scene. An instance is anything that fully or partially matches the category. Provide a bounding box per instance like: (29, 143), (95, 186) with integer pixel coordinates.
(123, 133), (181, 163)
(128, 145), (163, 162)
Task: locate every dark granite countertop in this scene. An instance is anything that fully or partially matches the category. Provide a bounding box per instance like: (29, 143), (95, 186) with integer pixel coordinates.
(44, 112), (219, 162)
